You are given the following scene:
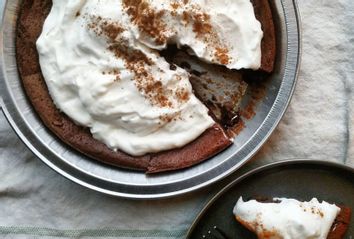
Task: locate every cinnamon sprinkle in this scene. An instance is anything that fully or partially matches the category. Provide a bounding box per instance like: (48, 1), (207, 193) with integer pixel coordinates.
(86, 9), (198, 111)
(102, 68), (121, 82)
(159, 112), (182, 123)
(170, 2), (180, 10)
(181, 6), (231, 65)
(182, 11), (190, 25)
(215, 47), (230, 65)
(175, 87), (190, 102)
(123, 0), (167, 45)
(102, 23), (124, 42)
(193, 12), (212, 37)
(87, 16), (173, 108)
(109, 44), (175, 108)
(122, 0), (231, 65)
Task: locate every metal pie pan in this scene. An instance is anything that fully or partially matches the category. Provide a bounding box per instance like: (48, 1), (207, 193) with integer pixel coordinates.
(187, 160), (354, 238)
(0, 0), (301, 199)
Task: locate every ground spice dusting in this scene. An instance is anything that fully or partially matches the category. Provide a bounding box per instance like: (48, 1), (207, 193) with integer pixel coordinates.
(215, 47), (230, 65)
(175, 87), (190, 102)
(87, 16), (103, 36)
(193, 13), (212, 37)
(123, 0), (168, 46)
(101, 23), (124, 42)
(86, 16), (125, 82)
(159, 112), (182, 123)
(182, 11), (190, 25)
(102, 68), (121, 81)
(87, 15), (124, 41)
(88, 14), (177, 108)
(108, 44), (174, 108)
(171, 2), (180, 10)
(108, 44), (152, 65)
(170, 2), (180, 16)
(181, 5), (231, 65)
(122, 0), (231, 65)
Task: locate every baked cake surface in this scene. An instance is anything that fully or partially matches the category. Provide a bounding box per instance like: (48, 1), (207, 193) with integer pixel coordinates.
(16, 0), (276, 173)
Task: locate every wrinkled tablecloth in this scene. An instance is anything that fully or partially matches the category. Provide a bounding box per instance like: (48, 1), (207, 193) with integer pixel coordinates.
(0, 0), (353, 238)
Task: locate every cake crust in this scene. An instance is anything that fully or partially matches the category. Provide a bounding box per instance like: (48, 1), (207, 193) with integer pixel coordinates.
(328, 206), (351, 239)
(251, 0), (276, 73)
(16, 0), (275, 173)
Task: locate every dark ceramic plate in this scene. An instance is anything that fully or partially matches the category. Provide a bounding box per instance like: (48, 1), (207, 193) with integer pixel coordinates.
(187, 160), (354, 239)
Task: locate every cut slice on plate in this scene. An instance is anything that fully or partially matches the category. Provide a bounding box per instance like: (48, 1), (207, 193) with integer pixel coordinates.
(233, 197), (351, 239)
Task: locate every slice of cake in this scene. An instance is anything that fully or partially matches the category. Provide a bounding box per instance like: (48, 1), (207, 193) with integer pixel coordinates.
(233, 197), (351, 239)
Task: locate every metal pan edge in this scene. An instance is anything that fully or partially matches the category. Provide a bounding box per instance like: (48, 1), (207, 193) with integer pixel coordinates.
(0, 0), (301, 199)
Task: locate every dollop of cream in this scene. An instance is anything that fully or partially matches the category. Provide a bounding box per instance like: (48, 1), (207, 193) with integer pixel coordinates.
(37, 0), (262, 156)
(233, 197), (341, 239)
(126, 0), (263, 70)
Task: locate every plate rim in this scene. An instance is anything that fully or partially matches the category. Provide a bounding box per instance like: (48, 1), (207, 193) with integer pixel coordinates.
(186, 159), (354, 238)
(0, 0), (302, 199)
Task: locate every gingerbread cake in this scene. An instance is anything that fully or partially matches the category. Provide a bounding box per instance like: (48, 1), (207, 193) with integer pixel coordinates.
(234, 197), (351, 239)
(16, 0), (276, 173)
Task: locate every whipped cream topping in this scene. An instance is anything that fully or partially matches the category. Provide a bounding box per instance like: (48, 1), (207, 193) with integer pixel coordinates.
(125, 0), (263, 70)
(37, 0), (262, 155)
(233, 197), (341, 239)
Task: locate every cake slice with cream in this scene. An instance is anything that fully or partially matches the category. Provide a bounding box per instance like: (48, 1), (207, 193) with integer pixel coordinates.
(233, 197), (351, 239)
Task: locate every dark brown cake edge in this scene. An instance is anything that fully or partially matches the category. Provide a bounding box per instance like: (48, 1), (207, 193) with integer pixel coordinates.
(147, 125), (232, 174)
(251, 0), (276, 73)
(327, 206), (351, 239)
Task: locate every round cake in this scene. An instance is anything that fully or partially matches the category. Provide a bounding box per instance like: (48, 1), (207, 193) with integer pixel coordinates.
(16, 0), (276, 173)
